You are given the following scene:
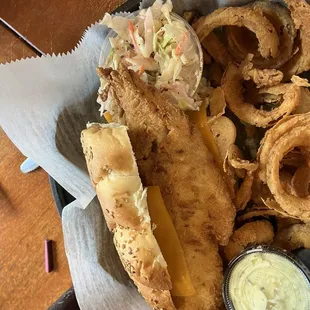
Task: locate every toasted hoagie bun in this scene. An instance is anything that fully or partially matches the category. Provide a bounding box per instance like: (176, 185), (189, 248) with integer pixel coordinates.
(81, 123), (175, 309)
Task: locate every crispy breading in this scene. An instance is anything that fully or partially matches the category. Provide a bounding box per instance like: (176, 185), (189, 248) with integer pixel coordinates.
(234, 172), (254, 212)
(100, 65), (236, 309)
(236, 206), (282, 226)
(226, 0), (296, 69)
(224, 221), (275, 262)
(222, 63), (301, 128)
(274, 223), (310, 251)
(240, 54), (283, 88)
(194, 6), (279, 59)
(281, 0), (310, 79)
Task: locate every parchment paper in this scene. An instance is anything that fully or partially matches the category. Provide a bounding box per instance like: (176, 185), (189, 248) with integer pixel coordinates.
(0, 0), (284, 309)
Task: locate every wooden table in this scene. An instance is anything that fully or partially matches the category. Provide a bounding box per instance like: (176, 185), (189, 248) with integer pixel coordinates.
(0, 1), (124, 308)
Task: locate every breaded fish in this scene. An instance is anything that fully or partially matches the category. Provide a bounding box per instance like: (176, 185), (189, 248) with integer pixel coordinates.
(99, 65), (235, 309)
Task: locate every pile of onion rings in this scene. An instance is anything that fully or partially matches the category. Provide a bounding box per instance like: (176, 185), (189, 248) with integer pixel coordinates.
(186, 0), (310, 259)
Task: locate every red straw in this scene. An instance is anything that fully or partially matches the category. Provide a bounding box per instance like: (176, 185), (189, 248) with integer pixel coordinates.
(45, 239), (54, 273)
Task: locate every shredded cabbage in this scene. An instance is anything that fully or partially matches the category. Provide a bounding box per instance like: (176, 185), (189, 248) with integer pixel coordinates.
(162, 81), (199, 110)
(163, 21), (186, 44)
(101, 14), (131, 41)
(157, 58), (178, 85)
(133, 29), (145, 55)
(144, 8), (155, 57)
(161, 0), (173, 23)
(125, 56), (158, 71)
(150, 0), (164, 20)
(161, 32), (173, 48)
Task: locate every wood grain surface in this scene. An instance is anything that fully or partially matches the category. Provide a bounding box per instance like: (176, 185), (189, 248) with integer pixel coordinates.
(0, 0), (126, 308)
(0, 23), (36, 64)
(0, 25), (72, 309)
(0, 0), (125, 54)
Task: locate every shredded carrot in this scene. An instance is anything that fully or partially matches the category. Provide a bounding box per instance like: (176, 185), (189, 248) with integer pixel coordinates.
(175, 31), (190, 56)
(175, 44), (182, 56)
(138, 65), (145, 76)
(128, 21), (138, 51)
(128, 20), (135, 33)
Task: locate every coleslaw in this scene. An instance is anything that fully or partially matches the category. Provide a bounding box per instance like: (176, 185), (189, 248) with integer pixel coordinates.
(99, 0), (202, 111)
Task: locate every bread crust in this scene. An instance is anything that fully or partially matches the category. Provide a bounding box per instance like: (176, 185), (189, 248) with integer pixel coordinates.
(81, 123), (175, 309)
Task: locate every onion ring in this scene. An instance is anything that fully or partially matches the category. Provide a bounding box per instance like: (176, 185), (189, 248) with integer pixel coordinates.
(210, 116), (236, 163)
(236, 206), (282, 226)
(266, 126), (310, 219)
(262, 197), (299, 219)
(273, 223), (310, 251)
(281, 0), (310, 79)
(226, 1), (296, 68)
(224, 145), (258, 182)
(224, 145), (245, 179)
(221, 63), (301, 127)
(257, 113), (310, 183)
(193, 6), (279, 59)
(251, 176), (300, 219)
(228, 155), (258, 174)
(291, 75), (310, 87)
(224, 221), (274, 262)
(234, 172), (254, 212)
(294, 88), (310, 114)
(291, 163), (310, 198)
(276, 217), (304, 231)
(240, 54), (283, 88)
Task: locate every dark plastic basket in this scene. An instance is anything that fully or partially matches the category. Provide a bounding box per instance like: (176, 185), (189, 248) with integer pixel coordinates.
(49, 0), (310, 308)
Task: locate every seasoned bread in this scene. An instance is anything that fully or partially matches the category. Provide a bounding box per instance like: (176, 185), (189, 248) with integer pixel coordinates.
(81, 123), (148, 230)
(81, 123), (175, 309)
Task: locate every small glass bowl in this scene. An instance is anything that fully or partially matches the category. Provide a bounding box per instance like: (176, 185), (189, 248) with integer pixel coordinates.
(99, 11), (203, 97)
(170, 12), (204, 96)
(223, 245), (310, 310)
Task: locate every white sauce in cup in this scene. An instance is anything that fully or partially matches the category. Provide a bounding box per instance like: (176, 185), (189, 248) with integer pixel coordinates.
(228, 252), (310, 310)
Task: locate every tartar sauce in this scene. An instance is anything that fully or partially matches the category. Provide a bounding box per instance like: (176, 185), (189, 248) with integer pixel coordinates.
(228, 252), (310, 310)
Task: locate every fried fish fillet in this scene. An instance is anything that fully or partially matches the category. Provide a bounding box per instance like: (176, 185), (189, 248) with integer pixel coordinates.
(99, 65), (235, 309)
